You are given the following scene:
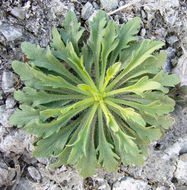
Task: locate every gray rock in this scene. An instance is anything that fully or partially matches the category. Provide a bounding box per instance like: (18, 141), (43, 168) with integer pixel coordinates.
(163, 59), (172, 73)
(0, 129), (27, 154)
(113, 177), (150, 190)
(93, 2), (99, 9)
(163, 47), (176, 73)
(156, 186), (169, 190)
(163, 137), (187, 160)
(81, 2), (94, 20)
(6, 96), (16, 109)
(100, 0), (118, 11)
(28, 166), (41, 181)
(174, 153), (187, 184)
(0, 105), (14, 127)
(140, 28), (146, 37)
(0, 23), (22, 41)
(173, 55), (187, 86)
(0, 167), (16, 186)
(2, 71), (15, 93)
(38, 165), (84, 190)
(164, 0), (179, 8)
(141, 9), (147, 19)
(121, 146), (177, 185)
(0, 159), (16, 187)
(15, 178), (37, 190)
(91, 176), (111, 190)
(11, 7), (26, 20)
(0, 90), (3, 104)
(167, 36), (179, 46)
(50, 185), (61, 190)
(50, 0), (74, 18)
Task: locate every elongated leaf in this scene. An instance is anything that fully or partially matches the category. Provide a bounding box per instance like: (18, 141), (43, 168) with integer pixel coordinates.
(14, 87), (85, 106)
(107, 76), (168, 97)
(103, 62), (121, 89)
(12, 61), (87, 95)
(88, 11), (108, 86)
(153, 70), (180, 87)
(116, 52), (167, 88)
(60, 11), (84, 54)
(107, 40), (164, 91)
(9, 105), (40, 128)
(32, 118), (81, 158)
(99, 20), (119, 88)
(97, 107), (119, 172)
(109, 17), (141, 65)
(21, 42), (81, 84)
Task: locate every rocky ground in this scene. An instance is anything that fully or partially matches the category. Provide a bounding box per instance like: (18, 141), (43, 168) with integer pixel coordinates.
(0, 0), (187, 189)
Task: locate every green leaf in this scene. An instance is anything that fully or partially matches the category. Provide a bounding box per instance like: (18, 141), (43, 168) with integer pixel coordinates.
(109, 95), (174, 118)
(109, 17), (141, 65)
(102, 62), (121, 90)
(51, 27), (65, 50)
(107, 40), (164, 91)
(99, 20), (119, 88)
(116, 52), (167, 88)
(60, 11), (84, 54)
(21, 42), (81, 84)
(88, 11), (108, 86)
(153, 70), (180, 87)
(9, 105), (40, 128)
(32, 118), (81, 158)
(12, 61), (87, 95)
(14, 87), (85, 106)
(107, 76), (168, 97)
(105, 100), (146, 127)
(97, 107), (119, 172)
(142, 114), (174, 129)
(24, 100), (93, 138)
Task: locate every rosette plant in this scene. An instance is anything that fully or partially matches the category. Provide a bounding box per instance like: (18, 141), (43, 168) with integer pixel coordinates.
(10, 11), (180, 177)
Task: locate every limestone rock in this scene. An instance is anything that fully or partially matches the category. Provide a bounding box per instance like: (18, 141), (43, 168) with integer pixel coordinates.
(113, 177), (150, 190)
(1, 71), (15, 93)
(81, 2), (94, 20)
(100, 0), (118, 11)
(0, 23), (22, 41)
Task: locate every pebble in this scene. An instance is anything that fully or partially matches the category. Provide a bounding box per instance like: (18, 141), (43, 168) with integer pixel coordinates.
(81, 2), (94, 20)
(174, 153), (187, 184)
(93, 2), (99, 9)
(100, 0), (118, 11)
(163, 47), (176, 73)
(28, 166), (41, 181)
(163, 59), (172, 73)
(1, 71), (15, 93)
(0, 23), (22, 41)
(156, 186), (169, 190)
(165, 0), (180, 8)
(5, 96), (16, 109)
(141, 9), (147, 19)
(140, 28), (146, 37)
(173, 55), (187, 86)
(167, 35), (179, 46)
(0, 107), (14, 128)
(0, 129), (26, 153)
(50, 0), (74, 18)
(0, 90), (3, 103)
(0, 167), (16, 186)
(113, 177), (150, 190)
(11, 7), (26, 20)
(15, 178), (37, 190)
